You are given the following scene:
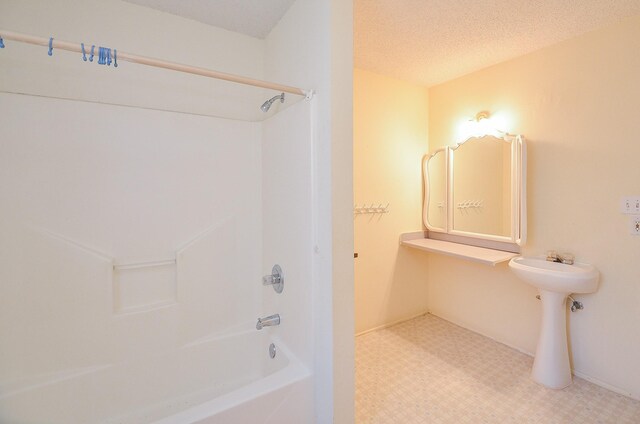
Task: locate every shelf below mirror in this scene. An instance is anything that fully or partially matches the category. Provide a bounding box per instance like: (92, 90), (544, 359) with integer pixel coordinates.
(400, 232), (518, 266)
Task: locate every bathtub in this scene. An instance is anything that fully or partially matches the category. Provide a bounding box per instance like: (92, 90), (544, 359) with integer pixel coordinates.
(0, 331), (313, 424)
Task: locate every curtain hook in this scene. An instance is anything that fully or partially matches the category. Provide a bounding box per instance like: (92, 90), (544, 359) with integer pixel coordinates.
(48, 37), (53, 56)
(0, 36), (5, 48)
(98, 47), (105, 65)
(81, 43), (87, 61)
(113, 49), (118, 67)
(89, 45), (95, 62)
(107, 48), (112, 66)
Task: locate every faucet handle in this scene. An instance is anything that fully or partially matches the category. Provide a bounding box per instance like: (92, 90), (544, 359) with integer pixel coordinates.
(546, 250), (575, 264)
(262, 274), (280, 285)
(262, 264), (284, 294)
(560, 252), (574, 265)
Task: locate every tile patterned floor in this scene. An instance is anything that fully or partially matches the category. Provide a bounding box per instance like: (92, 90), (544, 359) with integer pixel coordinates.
(355, 314), (640, 424)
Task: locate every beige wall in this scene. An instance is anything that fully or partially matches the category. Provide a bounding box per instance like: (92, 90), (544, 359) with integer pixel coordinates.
(428, 16), (640, 398)
(354, 68), (430, 334)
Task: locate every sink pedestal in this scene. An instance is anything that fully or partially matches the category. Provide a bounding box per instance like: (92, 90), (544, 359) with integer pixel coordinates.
(509, 256), (599, 390)
(532, 290), (572, 389)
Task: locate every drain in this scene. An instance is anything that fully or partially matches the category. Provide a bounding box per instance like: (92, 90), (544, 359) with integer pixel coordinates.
(269, 343), (276, 359)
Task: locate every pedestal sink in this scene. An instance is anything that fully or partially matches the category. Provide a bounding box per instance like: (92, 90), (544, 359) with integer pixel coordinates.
(509, 256), (599, 389)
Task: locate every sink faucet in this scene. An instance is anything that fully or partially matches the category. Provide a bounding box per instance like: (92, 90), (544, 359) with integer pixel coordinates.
(546, 250), (574, 265)
(256, 314), (280, 330)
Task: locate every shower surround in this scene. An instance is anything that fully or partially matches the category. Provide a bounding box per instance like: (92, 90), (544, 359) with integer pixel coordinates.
(0, 0), (345, 421)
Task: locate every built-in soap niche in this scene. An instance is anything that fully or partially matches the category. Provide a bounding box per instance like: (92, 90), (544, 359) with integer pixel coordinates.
(34, 227), (180, 314)
(35, 220), (233, 316)
(103, 227), (230, 314)
(111, 220), (230, 315)
(112, 258), (178, 314)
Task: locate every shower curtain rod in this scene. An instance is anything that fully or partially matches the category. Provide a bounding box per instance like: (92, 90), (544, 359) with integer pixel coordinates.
(0, 29), (312, 98)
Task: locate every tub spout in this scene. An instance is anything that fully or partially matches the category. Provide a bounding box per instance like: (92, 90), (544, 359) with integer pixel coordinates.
(256, 314), (280, 330)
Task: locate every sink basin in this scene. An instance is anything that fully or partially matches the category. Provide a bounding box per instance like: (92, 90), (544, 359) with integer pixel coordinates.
(508, 255), (599, 389)
(509, 256), (599, 294)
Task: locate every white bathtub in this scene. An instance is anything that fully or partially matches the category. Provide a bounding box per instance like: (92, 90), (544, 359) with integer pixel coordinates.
(0, 331), (313, 424)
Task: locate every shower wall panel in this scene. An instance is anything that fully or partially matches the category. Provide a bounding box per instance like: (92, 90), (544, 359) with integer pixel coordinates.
(0, 92), (262, 388)
(261, 100), (313, 368)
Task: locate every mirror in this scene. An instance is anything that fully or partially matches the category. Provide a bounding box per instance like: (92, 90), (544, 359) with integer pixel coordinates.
(452, 136), (512, 237)
(424, 148), (447, 231)
(423, 134), (526, 246)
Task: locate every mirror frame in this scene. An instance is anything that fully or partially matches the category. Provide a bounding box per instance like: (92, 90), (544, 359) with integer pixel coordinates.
(423, 134), (527, 246)
(422, 147), (449, 233)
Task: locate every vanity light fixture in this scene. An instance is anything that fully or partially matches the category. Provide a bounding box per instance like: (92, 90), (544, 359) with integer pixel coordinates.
(474, 111), (494, 137)
(458, 110), (507, 141)
(474, 111), (491, 121)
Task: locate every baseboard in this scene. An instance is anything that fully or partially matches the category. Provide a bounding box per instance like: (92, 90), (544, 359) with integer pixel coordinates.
(357, 311), (640, 401)
(355, 311), (429, 337)
(427, 311), (536, 357)
(572, 370), (639, 401)
(428, 311), (640, 401)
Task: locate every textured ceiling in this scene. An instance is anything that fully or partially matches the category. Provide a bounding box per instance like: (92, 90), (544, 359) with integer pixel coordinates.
(123, 0), (640, 85)
(355, 0), (640, 86)
(123, 0), (296, 39)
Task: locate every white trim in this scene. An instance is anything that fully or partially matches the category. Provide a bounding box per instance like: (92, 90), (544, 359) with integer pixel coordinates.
(428, 312), (640, 401)
(572, 370), (640, 401)
(355, 312), (429, 337)
(422, 148), (448, 233)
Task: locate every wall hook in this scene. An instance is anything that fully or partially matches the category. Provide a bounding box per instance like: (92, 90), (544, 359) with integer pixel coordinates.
(354, 202), (390, 215)
(89, 45), (95, 62)
(48, 37), (53, 56)
(81, 43), (87, 61)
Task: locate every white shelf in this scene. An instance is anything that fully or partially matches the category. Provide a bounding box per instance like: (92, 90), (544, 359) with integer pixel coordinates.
(401, 237), (518, 266)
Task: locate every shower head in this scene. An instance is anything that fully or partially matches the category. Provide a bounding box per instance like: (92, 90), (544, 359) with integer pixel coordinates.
(260, 93), (285, 112)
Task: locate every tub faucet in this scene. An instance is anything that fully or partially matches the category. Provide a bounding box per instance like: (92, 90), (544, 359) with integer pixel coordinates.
(546, 250), (574, 265)
(256, 314), (280, 330)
